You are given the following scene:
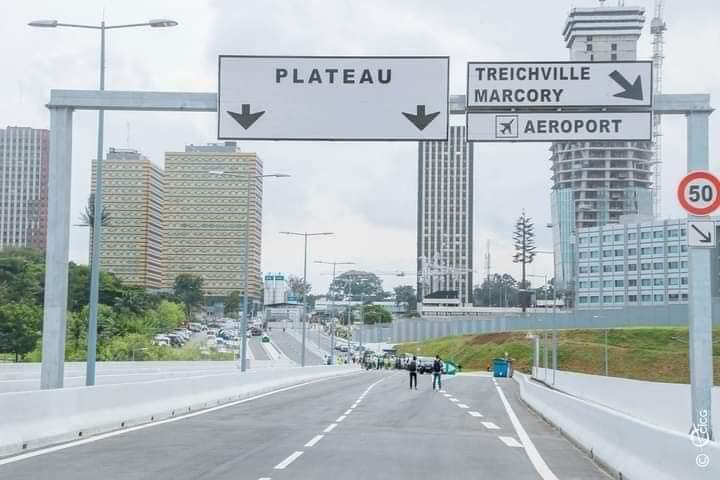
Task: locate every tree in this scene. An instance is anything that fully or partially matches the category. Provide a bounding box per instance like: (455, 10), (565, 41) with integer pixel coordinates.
(224, 291), (241, 318)
(153, 300), (186, 332)
(393, 285), (417, 311)
(473, 273), (520, 307)
(330, 270), (384, 301)
(0, 303), (42, 362)
(512, 211), (536, 313)
(288, 275), (311, 299)
(173, 274), (204, 321)
(361, 304), (392, 325)
(0, 249), (45, 305)
(78, 193), (110, 228)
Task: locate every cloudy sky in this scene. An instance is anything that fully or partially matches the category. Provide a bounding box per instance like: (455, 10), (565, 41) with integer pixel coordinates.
(1, 0), (718, 295)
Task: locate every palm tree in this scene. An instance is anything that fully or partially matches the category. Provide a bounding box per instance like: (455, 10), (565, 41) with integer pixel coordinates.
(77, 193), (110, 227)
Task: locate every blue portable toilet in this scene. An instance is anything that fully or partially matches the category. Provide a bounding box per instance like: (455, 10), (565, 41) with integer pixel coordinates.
(493, 358), (513, 378)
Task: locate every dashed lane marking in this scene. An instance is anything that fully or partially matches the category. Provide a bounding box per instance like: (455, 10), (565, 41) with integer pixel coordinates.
(274, 451), (303, 470)
(324, 423), (338, 433)
(304, 435), (324, 448)
(468, 411), (484, 417)
(457, 404), (470, 409)
(336, 415), (347, 422)
(344, 409), (352, 415)
(450, 398), (459, 402)
(481, 422), (500, 430)
(499, 436), (523, 448)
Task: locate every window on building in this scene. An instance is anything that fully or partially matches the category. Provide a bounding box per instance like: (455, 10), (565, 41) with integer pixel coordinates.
(628, 233), (637, 240)
(654, 231), (664, 239)
(614, 234), (623, 242)
(628, 295), (638, 303)
(579, 266), (589, 273)
(681, 293), (689, 301)
(653, 247), (664, 255)
(579, 296), (588, 304)
(681, 261), (688, 269)
(641, 247), (651, 255)
(680, 228), (687, 237)
(590, 251), (599, 258)
(587, 43), (593, 51)
(681, 277), (688, 285)
(602, 235), (611, 242)
(628, 248), (637, 255)
(603, 295), (612, 303)
(615, 249), (624, 256)
(668, 245), (679, 253)
(668, 261), (679, 270)
(641, 279), (651, 286)
(654, 278), (664, 286)
(681, 245), (688, 253)
(614, 264), (624, 272)
(579, 281), (588, 288)
(669, 294), (680, 302)
(603, 265), (613, 273)
(668, 277), (680, 285)
(611, 43), (617, 51)
(641, 263), (652, 271)
(590, 281), (601, 288)
(590, 296), (599, 304)
(668, 229), (679, 238)
(590, 236), (598, 244)
(654, 294), (664, 303)
(615, 280), (624, 287)
(641, 294), (651, 302)
(603, 280), (613, 288)
(614, 295), (624, 303)
(603, 250), (613, 258)
(654, 262), (664, 270)
(590, 266), (600, 273)
(628, 279), (637, 287)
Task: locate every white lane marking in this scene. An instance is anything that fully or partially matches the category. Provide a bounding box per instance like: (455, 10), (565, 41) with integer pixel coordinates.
(344, 409), (352, 415)
(258, 477), (271, 480)
(499, 436), (523, 448)
(439, 390), (446, 393)
(481, 422), (500, 430)
(336, 415), (347, 422)
(304, 434), (324, 447)
(496, 384), (559, 480)
(324, 423), (338, 433)
(0, 373), (361, 467)
(468, 411), (484, 417)
(443, 394), (452, 397)
(274, 451), (303, 469)
(449, 398), (459, 402)
(457, 404), (470, 409)
(351, 403), (358, 408)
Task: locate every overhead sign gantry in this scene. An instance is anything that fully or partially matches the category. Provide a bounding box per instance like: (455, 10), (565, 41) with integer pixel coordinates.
(218, 55), (449, 141)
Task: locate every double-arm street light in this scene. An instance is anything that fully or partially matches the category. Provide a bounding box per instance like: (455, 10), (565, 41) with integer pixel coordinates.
(210, 170), (290, 372)
(315, 260), (355, 364)
(280, 231), (334, 366)
(29, 17), (178, 386)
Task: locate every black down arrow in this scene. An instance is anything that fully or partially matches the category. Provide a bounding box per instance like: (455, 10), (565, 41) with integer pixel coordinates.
(227, 104), (265, 129)
(609, 70), (644, 101)
(402, 105), (440, 131)
(691, 224), (713, 243)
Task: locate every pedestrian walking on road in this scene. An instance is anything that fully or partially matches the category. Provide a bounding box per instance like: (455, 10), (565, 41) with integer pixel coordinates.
(432, 355), (443, 391)
(409, 356), (418, 390)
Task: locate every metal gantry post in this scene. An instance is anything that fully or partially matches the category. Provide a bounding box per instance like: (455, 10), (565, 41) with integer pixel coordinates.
(687, 110), (714, 440)
(604, 329), (609, 377)
(301, 234), (308, 367)
(40, 107), (74, 390)
(239, 173), (254, 372)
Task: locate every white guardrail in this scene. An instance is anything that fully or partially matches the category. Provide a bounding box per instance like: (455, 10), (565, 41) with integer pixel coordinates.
(0, 365), (357, 457)
(516, 373), (720, 480)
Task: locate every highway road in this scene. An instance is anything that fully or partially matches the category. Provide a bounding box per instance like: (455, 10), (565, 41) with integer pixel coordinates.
(248, 337), (270, 361)
(270, 329), (325, 366)
(0, 371), (609, 479)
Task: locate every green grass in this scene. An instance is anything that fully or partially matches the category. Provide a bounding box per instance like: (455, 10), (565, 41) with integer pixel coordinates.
(397, 327), (720, 385)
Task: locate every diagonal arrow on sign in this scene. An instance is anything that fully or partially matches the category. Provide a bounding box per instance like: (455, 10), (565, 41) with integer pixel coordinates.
(691, 224), (713, 243)
(402, 105), (440, 131)
(227, 104), (265, 130)
(609, 70), (644, 101)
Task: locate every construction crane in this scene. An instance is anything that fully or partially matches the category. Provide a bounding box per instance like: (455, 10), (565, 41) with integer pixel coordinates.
(651, 0), (667, 217)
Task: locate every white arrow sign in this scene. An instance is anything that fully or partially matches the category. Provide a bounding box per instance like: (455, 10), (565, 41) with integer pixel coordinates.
(467, 61), (652, 109)
(688, 221), (716, 248)
(218, 56), (449, 141)
(466, 111), (651, 142)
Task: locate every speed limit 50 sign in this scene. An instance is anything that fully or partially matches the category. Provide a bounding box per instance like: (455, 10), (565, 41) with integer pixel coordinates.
(677, 170), (720, 216)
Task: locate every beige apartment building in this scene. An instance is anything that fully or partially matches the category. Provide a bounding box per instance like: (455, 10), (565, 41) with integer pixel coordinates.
(163, 142), (263, 302)
(91, 148), (163, 289)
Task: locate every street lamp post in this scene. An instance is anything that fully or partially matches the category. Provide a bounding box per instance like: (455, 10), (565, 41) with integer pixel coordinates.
(210, 171), (289, 372)
(315, 260), (355, 365)
(280, 231), (334, 366)
(30, 17), (178, 387)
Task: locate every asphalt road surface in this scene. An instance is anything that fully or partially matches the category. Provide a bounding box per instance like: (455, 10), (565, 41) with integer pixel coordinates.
(0, 371), (609, 480)
(271, 330), (325, 366)
(248, 337), (270, 361)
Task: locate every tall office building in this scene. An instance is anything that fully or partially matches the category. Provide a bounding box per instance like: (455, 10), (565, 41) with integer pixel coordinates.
(417, 125), (473, 305)
(91, 148), (163, 289)
(163, 142), (263, 304)
(551, 4), (654, 289)
(0, 127), (49, 250)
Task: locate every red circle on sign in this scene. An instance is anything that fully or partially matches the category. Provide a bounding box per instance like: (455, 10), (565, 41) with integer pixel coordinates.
(677, 170), (720, 215)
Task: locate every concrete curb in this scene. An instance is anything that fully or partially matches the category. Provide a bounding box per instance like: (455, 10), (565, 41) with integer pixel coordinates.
(0, 366), (357, 458)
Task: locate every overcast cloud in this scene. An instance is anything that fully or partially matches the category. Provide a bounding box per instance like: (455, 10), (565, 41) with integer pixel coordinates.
(1, 0), (718, 294)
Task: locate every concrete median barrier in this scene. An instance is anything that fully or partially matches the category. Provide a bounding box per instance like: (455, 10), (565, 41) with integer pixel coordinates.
(0, 365), (357, 458)
(516, 373), (720, 480)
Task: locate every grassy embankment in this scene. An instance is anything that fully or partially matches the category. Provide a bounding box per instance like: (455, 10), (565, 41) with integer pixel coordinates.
(397, 327), (720, 384)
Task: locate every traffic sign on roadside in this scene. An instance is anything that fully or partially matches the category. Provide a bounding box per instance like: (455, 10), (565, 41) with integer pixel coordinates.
(218, 55), (449, 141)
(677, 171), (720, 216)
(688, 221), (716, 248)
(466, 61), (652, 109)
(466, 111), (651, 142)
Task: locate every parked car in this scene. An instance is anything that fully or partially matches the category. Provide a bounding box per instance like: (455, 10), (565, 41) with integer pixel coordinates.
(416, 356), (435, 374)
(250, 327), (263, 336)
(153, 335), (170, 347)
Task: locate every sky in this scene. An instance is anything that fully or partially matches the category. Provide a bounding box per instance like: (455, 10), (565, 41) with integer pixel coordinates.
(1, 0), (719, 296)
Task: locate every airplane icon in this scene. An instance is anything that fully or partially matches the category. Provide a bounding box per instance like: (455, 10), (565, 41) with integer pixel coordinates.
(495, 115), (518, 138)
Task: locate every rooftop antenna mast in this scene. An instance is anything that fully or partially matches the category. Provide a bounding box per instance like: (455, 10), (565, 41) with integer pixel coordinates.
(651, 0), (667, 217)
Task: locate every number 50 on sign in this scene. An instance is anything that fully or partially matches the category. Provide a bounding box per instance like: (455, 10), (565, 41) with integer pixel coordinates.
(677, 170), (720, 216)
